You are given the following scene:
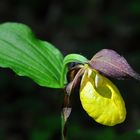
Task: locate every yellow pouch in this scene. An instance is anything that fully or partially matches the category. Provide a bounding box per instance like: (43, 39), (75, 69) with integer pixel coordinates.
(80, 66), (126, 126)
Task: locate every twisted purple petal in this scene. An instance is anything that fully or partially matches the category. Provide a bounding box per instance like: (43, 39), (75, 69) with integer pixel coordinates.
(89, 49), (140, 80)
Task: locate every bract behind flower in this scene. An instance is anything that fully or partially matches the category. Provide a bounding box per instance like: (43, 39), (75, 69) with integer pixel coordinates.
(80, 66), (126, 126)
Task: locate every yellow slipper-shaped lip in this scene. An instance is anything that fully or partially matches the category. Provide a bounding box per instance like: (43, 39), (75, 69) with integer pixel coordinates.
(80, 65), (126, 126)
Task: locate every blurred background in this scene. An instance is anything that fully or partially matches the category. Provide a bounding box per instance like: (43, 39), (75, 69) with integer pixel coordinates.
(0, 0), (140, 140)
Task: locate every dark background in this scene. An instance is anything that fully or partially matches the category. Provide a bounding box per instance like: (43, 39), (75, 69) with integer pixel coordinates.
(0, 0), (140, 140)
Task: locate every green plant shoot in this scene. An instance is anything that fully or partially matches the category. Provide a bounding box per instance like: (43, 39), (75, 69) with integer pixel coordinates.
(0, 22), (140, 140)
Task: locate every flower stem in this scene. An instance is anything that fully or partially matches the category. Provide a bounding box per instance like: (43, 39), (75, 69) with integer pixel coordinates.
(61, 112), (66, 140)
(61, 88), (72, 140)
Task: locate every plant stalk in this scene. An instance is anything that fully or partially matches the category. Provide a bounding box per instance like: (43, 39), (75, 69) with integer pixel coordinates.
(61, 88), (72, 140)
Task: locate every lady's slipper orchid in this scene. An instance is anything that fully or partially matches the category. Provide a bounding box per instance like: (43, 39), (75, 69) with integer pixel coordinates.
(64, 49), (140, 127)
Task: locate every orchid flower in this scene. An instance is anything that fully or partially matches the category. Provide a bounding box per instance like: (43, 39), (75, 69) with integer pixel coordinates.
(65, 49), (140, 126)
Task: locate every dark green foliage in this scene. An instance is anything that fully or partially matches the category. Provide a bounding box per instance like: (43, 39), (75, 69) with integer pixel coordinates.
(0, 0), (140, 140)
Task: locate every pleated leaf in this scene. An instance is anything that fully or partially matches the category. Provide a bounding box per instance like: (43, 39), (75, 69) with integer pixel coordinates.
(0, 22), (63, 88)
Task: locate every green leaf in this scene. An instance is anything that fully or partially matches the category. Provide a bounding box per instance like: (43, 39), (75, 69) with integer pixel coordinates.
(63, 54), (88, 66)
(61, 54), (88, 86)
(0, 22), (63, 88)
